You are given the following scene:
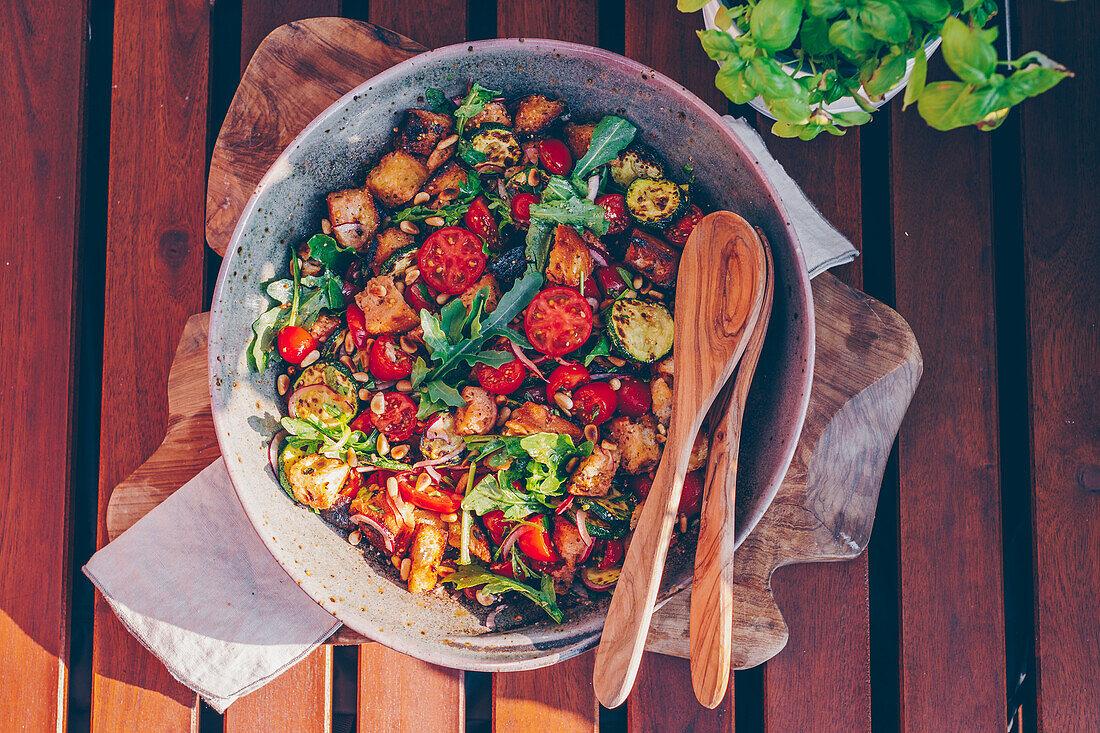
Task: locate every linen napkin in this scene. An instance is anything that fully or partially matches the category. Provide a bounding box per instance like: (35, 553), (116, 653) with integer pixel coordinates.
(84, 118), (857, 712)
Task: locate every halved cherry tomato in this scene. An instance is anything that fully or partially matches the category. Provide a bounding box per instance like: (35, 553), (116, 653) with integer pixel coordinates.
(679, 470), (705, 517)
(490, 559), (521, 579)
(474, 357), (526, 395)
(417, 227), (486, 294)
(581, 275), (601, 299)
(345, 303), (369, 349)
(629, 474), (653, 499)
(596, 193), (629, 235)
(349, 412), (373, 433)
(396, 472), (463, 513)
(368, 335), (413, 380)
(525, 287), (593, 357)
(369, 392), (418, 441)
(516, 518), (560, 563)
(665, 204), (704, 246)
(598, 539), (624, 570)
(538, 138), (573, 175)
(464, 196), (499, 250)
(340, 467), (362, 498)
(594, 266), (628, 298)
(573, 382), (617, 425)
(615, 377), (651, 418)
(482, 509), (514, 545)
(277, 325), (317, 364)
(404, 281), (434, 312)
(511, 192), (538, 225)
(546, 362), (591, 402)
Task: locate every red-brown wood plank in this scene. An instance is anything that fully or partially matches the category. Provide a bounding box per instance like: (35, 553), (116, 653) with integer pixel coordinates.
(890, 77), (1005, 728)
(0, 0), (86, 729)
(498, 0), (599, 42)
(629, 655), (733, 732)
(240, 0), (341, 68)
(1016, 0), (1100, 728)
(91, 0), (210, 730)
(369, 0), (466, 50)
(357, 644), (463, 732)
(757, 132), (871, 732)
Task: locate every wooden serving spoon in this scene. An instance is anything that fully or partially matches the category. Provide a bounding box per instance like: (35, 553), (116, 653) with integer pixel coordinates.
(689, 228), (773, 708)
(593, 212), (768, 709)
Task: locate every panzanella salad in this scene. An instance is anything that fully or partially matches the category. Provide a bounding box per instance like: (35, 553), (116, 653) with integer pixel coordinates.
(248, 83), (710, 625)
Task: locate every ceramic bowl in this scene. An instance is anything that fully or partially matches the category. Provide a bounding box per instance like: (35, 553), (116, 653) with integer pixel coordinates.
(208, 38), (814, 671)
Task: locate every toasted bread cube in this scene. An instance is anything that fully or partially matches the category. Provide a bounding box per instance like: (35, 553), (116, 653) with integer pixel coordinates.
(455, 386), (497, 436)
(568, 443), (621, 497)
(326, 187), (379, 251)
(353, 275), (420, 334)
(396, 109), (453, 157)
(285, 454), (350, 511)
(459, 273), (500, 313)
(609, 415), (660, 475)
(564, 122), (596, 159)
(624, 228), (679, 289)
(651, 375), (672, 427)
(407, 522), (448, 593)
(465, 101), (512, 131)
(504, 402), (584, 440)
(545, 224), (594, 289)
(367, 151), (429, 208)
(419, 160), (467, 209)
(371, 227), (415, 275)
(514, 94), (566, 136)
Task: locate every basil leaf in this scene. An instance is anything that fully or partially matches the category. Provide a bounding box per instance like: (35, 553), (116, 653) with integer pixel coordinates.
(806, 0), (843, 18)
(916, 80), (972, 131)
(697, 29), (739, 62)
(858, 0), (910, 45)
(940, 15), (996, 84)
(905, 0), (950, 23)
(583, 334), (611, 366)
(571, 115), (638, 184)
(304, 234), (351, 272)
(862, 48), (909, 99)
(999, 64), (1070, 106)
(800, 16), (834, 57)
(715, 63), (757, 105)
(425, 88), (453, 114)
(829, 18), (876, 61)
(750, 0), (803, 52)
(903, 43), (929, 110)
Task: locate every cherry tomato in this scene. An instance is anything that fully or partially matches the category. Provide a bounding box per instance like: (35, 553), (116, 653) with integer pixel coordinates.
(349, 412), (373, 433)
(546, 362), (591, 402)
(482, 509), (514, 545)
(679, 470), (705, 517)
(490, 559), (521, 579)
(538, 138), (573, 175)
(665, 204), (704, 246)
(277, 325), (317, 365)
(594, 266), (628, 298)
(396, 472), (464, 513)
(369, 392), (418, 441)
(368, 335), (413, 381)
(525, 287), (594, 357)
(404, 281), (434, 312)
(581, 275), (601, 299)
(340, 467), (362, 498)
(517, 519), (560, 563)
(511, 192), (538, 225)
(345, 303), (369, 349)
(573, 382), (618, 425)
(474, 357), (526, 395)
(629, 474), (653, 499)
(598, 539), (624, 570)
(417, 227), (487, 294)
(464, 196), (500, 250)
(596, 194), (629, 236)
(615, 377), (651, 418)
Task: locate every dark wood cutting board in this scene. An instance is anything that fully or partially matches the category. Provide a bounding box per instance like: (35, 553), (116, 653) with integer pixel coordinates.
(108, 17), (921, 663)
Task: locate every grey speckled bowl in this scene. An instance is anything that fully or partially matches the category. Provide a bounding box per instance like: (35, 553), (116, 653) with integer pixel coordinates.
(209, 38), (814, 671)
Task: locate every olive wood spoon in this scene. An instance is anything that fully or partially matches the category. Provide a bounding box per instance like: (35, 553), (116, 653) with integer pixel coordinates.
(689, 228), (773, 708)
(593, 212), (768, 709)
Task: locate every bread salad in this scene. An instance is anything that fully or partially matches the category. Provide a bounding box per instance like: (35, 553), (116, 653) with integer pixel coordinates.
(247, 83), (709, 625)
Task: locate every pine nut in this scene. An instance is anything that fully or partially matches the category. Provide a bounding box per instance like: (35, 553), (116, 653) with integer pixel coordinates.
(340, 355), (356, 372)
(404, 267), (420, 285)
(495, 406), (511, 427)
(321, 218), (333, 234)
(348, 530), (361, 545)
(607, 356), (626, 367)
(353, 371), (370, 382)
(399, 221), (419, 235)
(399, 336), (418, 354)
(346, 448), (357, 467)
(657, 422), (667, 435)
(390, 444), (410, 460)
(554, 392), (573, 412)
(437, 134), (459, 150)
(438, 564), (456, 577)
(424, 216), (445, 228)
(415, 473), (432, 493)
(648, 287), (664, 300)
(632, 276), (643, 290)
(441, 513), (459, 523)
(609, 378), (622, 391)
(494, 394), (507, 405)
(413, 191), (431, 205)
(343, 329), (356, 354)
(359, 388), (371, 402)
(386, 476), (399, 497)
(435, 293), (450, 305)
(395, 379), (413, 392)
(679, 515), (688, 534)
(655, 433), (667, 444)
(376, 433), (389, 456)
(475, 588), (496, 606)
(601, 440), (618, 451)
(584, 424), (599, 443)
(528, 168), (541, 187)
(371, 393), (387, 414)
(391, 555), (402, 569)
(368, 282), (388, 298)
(277, 374), (290, 396)
(400, 558), (411, 581)
(300, 349), (320, 367)
(394, 280), (406, 293)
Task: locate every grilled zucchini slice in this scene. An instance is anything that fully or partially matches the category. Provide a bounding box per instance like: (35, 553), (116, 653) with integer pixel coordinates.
(294, 360), (361, 411)
(470, 125), (522, 167)
(625, 178), (686, 229)
(610, 145), (665, 188)
(574, 487), (634, 540)
(607, 296), (674, 363)
(379, 242), (419, 277)
(277, 441), (312, 503)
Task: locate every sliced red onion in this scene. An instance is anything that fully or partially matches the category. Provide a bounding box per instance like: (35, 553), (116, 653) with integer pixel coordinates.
(510, 341), (547, 382)
(485, 605), (505, 630)
(582, 570), (617, 592)
(523, 145), (540, 165)
(498, 524), (531, 560)
(575, 509), (594, 547)
(578, 538), (595, 564)
(555, 356), (572, 366)
(424, 465), (442, 483)
(588, 247), (608, 267)
(496, 177), (510, 201)
(385, 491), (414, 530)
(350, 513), (396, 554)
(586, 174), (600, 201)
(269, 430), (288, 474)
(287, 384), (338, 418)
(355, 465), (380, 474)
(373, 380), (396, 391)
(554, 495), (574, 516)
(585, 297), (600, 310)
(332, 222), (362, 236)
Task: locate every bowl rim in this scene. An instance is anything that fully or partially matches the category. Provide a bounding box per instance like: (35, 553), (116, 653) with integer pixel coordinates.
(208, 36), (815, 669)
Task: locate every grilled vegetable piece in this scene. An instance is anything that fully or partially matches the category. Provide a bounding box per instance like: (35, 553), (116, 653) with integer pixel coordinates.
(367, 151), (430, 207)
(371, 227), (416, 275)
(465, 101), (512, 131)
(625, 177), (686, 229)
(623, 228), (680, 288)
(567, 442), (621, 497)
(396, 109), (454, 157)
(503, 401), (584, 440)
(448, 522), (491, 562)
(545, 224), (594, 289)
(407, 521), (448, 592)
(608, 295), (675, 363)
(454, 386), (498, 435)
(308, 313), (342, 344)
(326, 186), (380, 251)
(470, 125), (522, 167)
(379, 243), (419, 276)
(294, 359), (361, 408)
(284, 452), (351, 511)
(277, 441), (311, 501)
(563, 122), (596, 159)
(418, 160), (467, 209)
(514, 94), (566, 136)
(489, 246), (528, 282)
(608, 415), (661, 475)
(575, 486), (634, 538)
(420, 411), (463, 461)
(459, 273), (501, 312)
(610, 145), (665, 188)
(288, 383), (357, 427)
(353, 275), (420, 334)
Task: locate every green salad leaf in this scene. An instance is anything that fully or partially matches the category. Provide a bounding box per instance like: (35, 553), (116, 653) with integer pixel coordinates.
(529, 196), (609, 236)
(454, 82), (502, 135)
(571, 115), (638, 184)
(443, 564), (563, 622)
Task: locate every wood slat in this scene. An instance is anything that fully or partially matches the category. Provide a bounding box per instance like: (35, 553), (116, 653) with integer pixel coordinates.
(1015, 0), (1100, 728)
(357, 644), (463, 732)
(757, 131), (871, 732)
(890, 78), (1005, 729)
(497, 0), (598, 43)
(0, 0), (86, 729)
(240, 0), (341, 68)
(368, 0), (466, 49)
(91, 0), (210, 730)
(629, 655), (732, 732)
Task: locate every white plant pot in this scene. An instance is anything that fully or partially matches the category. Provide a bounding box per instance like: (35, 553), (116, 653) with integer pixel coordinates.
(702, 0), (942, 120)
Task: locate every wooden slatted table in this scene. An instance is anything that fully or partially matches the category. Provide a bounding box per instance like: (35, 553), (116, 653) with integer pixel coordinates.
(3, 0), (1098, 731)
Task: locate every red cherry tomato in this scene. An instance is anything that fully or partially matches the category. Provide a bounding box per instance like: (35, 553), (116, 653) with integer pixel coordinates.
(665, 204), (704, 246)
(517, 519), (560, 563)
(474, 357), (526, 395)
(629, 474), (653, 499)
(417, 227), (487, 294)
(596, 194), (629, 236)
(546, 363), (591, 402)
(404, 281), (434, 312)
(679, 470), (705, 517)
(369, 392), (418, 441)
(349, 412), (373, 433)
(368, 335), (413, 381)
(598, 539), (624, 570)
(594, 266), (628, 298)
(482, 509), (514, 545)
(340, 467), (362, 498)
(511, 192), (538, 225)
(490, 559), (521, 579)
(525, 287), (594, 357)
(464, 196), (500, 249)
(581, 275), (601, 299)
(345, 303), (369, 349)
(573, 382), (618, 425)
(615, 377), (651, 418)
(538, 138), (573, 175)
(277, 325), (317, 365)
(396, 472), (464, 513)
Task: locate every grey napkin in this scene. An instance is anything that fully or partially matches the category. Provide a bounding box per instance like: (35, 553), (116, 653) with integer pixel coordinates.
(84, 122), (857, 711)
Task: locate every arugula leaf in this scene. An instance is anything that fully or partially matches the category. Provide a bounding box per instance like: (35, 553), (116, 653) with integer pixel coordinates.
(442, 563), (563, 622)
(571, 116), (638, 185)
(247, 285), (327, 372)
(458, 143), (489, 167)
(462, 474), (544, 519)
(423, 379), (467, 408)
(541, 175), (584, 202)
(416, 394), (447, 420)
(454, 82), (502, 135)
(520, 433), (593, 498)
(525, 220), (555, 273)
(463, 350), (513, 368)
(425, 88), (453, 114)
(530, 197), (610, 236)
(410, 357), (429, 388)
(583, 334), (611, 366)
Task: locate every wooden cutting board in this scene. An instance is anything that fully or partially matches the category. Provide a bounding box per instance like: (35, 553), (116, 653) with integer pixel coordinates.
(107, 18), (922, 664)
